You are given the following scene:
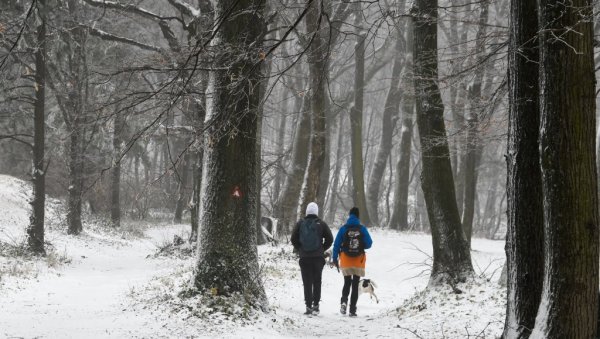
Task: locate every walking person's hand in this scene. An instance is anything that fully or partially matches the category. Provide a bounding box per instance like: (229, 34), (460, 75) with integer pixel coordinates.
(329, 260), (339, 272)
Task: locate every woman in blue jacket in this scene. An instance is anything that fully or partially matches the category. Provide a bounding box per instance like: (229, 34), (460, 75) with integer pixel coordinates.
(332, 207), (373, 316)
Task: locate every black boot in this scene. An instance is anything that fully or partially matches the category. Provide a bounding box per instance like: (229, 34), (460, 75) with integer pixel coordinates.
(311, 304), (320, 315)
(349, 306), (357, 317)
(340, 302), (347, 315)
(304, 306), (313, 315)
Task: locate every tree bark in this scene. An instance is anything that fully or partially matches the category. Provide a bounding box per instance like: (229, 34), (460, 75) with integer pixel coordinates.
(412, 0), (473, 285)
(27, 0), (47, 254)
(194, 0), (266, 305)
(530, 0), (598, 337)
(502, 0), (545, 337)
(190, 96), (206, 242)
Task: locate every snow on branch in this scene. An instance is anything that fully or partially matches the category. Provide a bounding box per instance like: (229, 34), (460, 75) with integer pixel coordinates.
(82, 0), (181, 23)
(167, 0), (200, 18)
(82, 25), (161, 52)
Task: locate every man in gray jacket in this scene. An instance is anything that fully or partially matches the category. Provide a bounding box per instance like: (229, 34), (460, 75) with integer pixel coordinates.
(291, 202), (333, 315)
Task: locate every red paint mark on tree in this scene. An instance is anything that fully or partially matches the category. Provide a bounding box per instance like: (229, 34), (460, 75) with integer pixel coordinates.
(232, 185), (243, 199)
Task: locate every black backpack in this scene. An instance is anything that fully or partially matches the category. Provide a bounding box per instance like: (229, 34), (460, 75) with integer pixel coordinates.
(299, 218), (321, 252)
(341, 225), (364, 257)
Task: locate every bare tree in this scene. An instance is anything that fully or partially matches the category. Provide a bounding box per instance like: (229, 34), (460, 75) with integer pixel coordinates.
(461, 0), (490, 245)
(348, 5), (370, 224)
(412, 0), (473, 285)
(502, 0), (544, 336)
(530, 0), (598, 336)
(390, 20), (415, 231)
(26, 0), (48, 254)
(193, 0), (267, 305)
(302, 0), (330, 210)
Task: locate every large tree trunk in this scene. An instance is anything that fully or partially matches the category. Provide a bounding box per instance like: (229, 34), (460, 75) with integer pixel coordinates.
(302, 0), (329, 209)
(349, 30), (370, 224)
(367, 30), (403, 226)
(412, 0), (473, 285)
(27, 0), (47, 254)
(530, 0), (598, 337)
(193, 0), (266, 305)
(502, 0), (544, 328)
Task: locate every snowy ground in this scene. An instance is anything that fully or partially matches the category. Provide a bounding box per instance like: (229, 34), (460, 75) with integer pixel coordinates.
(0, 175), (507, 338)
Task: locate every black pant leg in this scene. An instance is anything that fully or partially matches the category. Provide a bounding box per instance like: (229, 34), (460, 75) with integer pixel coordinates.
(312, 257), (325, 306)
(341, 275), (352, 304)
(299, 257), (314, 308)
(349, 275), (360, 312)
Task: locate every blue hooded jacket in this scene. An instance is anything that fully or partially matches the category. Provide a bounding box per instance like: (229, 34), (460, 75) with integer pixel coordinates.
(332, 214), (373, 262)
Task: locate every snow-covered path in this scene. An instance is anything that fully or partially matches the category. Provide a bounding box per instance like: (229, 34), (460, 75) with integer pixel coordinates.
(0, 225), (187, 339)
(1, 224), (505, 339)
(233, 230), (506, 339)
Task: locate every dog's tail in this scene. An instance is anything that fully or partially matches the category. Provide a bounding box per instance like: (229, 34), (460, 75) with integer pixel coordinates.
(370, 280), (377, 288)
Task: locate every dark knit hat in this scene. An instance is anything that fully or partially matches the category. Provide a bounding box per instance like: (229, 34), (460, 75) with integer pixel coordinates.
(349, 207), (360, 218)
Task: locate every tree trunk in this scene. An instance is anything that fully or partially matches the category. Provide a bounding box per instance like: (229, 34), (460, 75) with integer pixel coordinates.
(27, 0), (47, 254)
(190, 99), (208, 242)
(271, 111), (287, 203)
(110, 107), (124, 227)
(390, 21), (415, 231)
(190, 79), (208, 242)
(367, 30), (404, 226)
(273, 94), (311, 234)
(412, 0), (473, 285)
(256, 58), (272, 246)
(530, 0), (598, 336)
(67, 125), (84, 235)
(111, 109), (124, 227)
(349, 31), (370, 225)
(390, 89), (414, 231)
(326, 114), (345, 224)
(302, 0), (329, 209)
(173, 150), (191, 223)
(461, 1), (489, 246)
(502, 0), (545, 336)
(194, 0), (266, 305)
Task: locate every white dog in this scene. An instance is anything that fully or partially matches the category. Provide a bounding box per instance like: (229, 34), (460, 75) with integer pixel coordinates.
(359, 279), (379, 303)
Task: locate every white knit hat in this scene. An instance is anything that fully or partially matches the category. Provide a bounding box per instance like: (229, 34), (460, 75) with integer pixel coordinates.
(306, 202), (319, 216)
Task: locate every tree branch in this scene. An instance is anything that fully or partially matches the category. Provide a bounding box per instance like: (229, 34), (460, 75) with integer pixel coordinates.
(0, 134), (34, 148)
(81, 24), (161, 52)
(82, 0), (182, 23)
(167, 0), (200, 18)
